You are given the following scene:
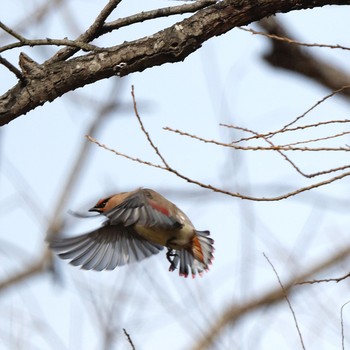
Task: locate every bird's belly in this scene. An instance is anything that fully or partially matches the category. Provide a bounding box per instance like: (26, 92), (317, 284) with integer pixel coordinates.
(135, 225), (193, 249)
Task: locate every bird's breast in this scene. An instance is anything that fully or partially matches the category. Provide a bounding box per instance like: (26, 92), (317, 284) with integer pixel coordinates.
(135, 224), (194, 249)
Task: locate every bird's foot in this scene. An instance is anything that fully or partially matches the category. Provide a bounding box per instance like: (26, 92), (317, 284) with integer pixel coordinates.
(166, 248), (178, 271)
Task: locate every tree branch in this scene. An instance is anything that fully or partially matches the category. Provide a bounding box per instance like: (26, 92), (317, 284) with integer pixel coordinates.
(258, 17), (350, 97)
(1, 0), (349, 126)
(47, 0), (123, 63)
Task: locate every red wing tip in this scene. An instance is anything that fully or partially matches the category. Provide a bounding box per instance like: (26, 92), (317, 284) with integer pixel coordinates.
(178, 271), (207, 278)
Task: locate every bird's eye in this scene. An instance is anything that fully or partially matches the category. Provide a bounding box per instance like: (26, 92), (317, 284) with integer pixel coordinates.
(96, 197), (112, 208)
(144, 191), (152, 198)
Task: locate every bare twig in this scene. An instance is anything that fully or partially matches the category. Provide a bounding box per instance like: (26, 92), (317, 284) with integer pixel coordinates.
(263, 253), (306, 350)
(296, 272), (350, 285)
(168, 124), (350, 152)
(280, 85), (350, 132)
(227, 118), (350, 145)
(47, 0), (123, 63)
(239, 26), (350, 52)
(228, 86), (350, 144)
(258, 17), (350, 98)
(123, 328), (136, 350)
(279, 131), (350, 147)
(86, 134), (350, 202)
(341, 301), (350, 350)
(0, 38), (102, 54)
(102, 0), (217, 33)
(0, 21), (26, 41)
(0, 55), (23, 80)
(222, 123), (312, 178)
(86, 135), (165, 171)
(0, 20), (102, 54)
(85, 89), (350, 201)
(217, 124), (350, 178)
(131, 85), (169, 167)
(0, 0), (64, 41)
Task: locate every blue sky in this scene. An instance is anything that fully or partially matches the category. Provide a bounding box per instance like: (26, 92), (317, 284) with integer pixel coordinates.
(1, 1), (350, 349)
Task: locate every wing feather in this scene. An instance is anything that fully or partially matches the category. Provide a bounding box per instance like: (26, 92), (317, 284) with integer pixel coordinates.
(49, 225), (164, 271)
(105, 190), (181, 230)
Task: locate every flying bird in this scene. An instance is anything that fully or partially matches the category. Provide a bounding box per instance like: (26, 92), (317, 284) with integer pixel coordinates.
(49, 188), (214, 278)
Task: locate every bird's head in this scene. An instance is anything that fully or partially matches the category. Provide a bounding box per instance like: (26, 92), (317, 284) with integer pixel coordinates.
(89, 196), (113, 213)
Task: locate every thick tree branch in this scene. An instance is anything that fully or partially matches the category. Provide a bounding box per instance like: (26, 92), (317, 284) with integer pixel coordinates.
(259, 17), (350, 97)
(1, 0), (349, 126)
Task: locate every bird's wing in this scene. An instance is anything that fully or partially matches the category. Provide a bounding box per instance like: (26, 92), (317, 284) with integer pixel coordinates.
(49, 225), (164, 271)
(105, 190), (182, 229)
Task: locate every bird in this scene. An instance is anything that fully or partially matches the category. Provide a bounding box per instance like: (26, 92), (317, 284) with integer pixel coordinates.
(48, 188), (214, 278)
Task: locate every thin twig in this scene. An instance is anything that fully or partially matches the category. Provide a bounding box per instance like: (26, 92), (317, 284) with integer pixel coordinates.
(0, 38), (102, 54)
(0, 55), (23, 80)
(85, 88), (350, 201)
(214, 124), (350, 178)
(47, 0), (123, 63)
(102, 0), (217, 33)
(0, 0), (64, 41)
(227, 119), (350, 145)
(168, 125), (350, 152)
(239, 26), (350, 52)
(228, 87), (350, 144)
(263, 253), (306, 350)
(296, 272), (350, 285)
(225, 124), (311, 178)
(280, 86), (350, 131)
(0, 21), (26, 41)
(86, 135), (350, 202)
(279, 131), (350, 147)
(131, 85), (169, 167)
(0, 17), (102, 54)
(341, 300), (350, 350)
(123, 328), (136, 350)
(86, 135), (165, 171)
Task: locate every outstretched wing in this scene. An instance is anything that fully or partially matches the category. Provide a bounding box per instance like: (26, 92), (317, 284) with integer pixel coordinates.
(49, 225), (164, 271)
(105, 190), (182, 229)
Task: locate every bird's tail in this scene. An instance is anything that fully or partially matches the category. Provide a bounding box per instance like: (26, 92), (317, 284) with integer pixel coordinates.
(169, 230), (214, 278)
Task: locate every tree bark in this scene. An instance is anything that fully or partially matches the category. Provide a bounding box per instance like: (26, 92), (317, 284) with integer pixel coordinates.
(1, 0), (349, 126)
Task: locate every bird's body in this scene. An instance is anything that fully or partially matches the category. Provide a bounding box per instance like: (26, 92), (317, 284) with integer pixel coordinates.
(49, 188), (214, 277)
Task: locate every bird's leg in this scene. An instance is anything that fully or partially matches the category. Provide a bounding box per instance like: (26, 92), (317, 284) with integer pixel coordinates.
(166, 248), (178, 271)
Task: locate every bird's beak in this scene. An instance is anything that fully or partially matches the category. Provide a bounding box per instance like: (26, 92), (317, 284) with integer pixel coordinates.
(88, 207), (101, 213)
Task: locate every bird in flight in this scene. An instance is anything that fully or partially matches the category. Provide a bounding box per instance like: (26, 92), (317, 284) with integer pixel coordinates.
(49, 188), (214, 278)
